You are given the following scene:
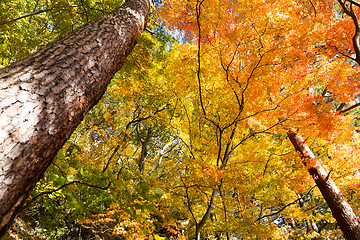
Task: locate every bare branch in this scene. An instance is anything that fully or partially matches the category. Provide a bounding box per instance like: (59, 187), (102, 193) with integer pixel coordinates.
(308, 0), (317, 17)
(345, 0), (360, 8)
(337, 0), (360, 64)
(339, 102), (360, 114)
(24, 180), (111, 210)
(327, 39), (357, 61)
(102, 145), (120, 173)
(0, 9), (48, 25)
(196, 0), (207, 117)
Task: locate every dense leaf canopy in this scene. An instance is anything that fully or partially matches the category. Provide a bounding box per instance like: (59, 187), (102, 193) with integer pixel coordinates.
(2, 0), (360, 239)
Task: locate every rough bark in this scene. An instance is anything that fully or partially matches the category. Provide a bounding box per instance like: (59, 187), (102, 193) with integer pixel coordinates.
(287, 130), (360, 240)
(0, 0), (151, 236)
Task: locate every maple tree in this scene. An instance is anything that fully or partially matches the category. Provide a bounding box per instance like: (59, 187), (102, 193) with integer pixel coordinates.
(154, 0), (360, 238)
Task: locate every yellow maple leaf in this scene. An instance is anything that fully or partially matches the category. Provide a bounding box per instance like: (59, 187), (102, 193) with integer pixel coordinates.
(68, 167), (77, 175)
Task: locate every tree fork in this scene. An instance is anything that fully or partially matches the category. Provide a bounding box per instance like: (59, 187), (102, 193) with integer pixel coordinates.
(0, 0), (151, 236)
(287, 130), (360, 240)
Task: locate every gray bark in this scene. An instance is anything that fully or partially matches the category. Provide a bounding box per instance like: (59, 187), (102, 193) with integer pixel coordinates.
(0, 0), (151, 236)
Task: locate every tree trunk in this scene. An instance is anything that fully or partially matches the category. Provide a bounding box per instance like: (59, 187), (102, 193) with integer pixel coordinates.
(137, 127), (151, 172)
(287, 130), (360, 240)
(195, 191), (216, 240)
(0, 0), (151, 236)
(148, 138), (176, 175)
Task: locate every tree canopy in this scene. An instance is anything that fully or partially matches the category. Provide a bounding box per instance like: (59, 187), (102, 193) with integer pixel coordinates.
(2, 0), (360, 239)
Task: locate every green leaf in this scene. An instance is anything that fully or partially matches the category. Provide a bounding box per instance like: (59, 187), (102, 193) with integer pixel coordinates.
(140, 192), (147, 199)
(56, 149), (65, 160)
(54, 176), (66, 187)
(154, 188), (164, 196)
(48, 206), (54, 214)
(66, 194), (74, 202)
(75, 207), (83, 214)
(69, 201), (77, 208)
(67, 175), (74, 181)
(61, 162), (69, 169)
(63, 188), (72, 196)
(145, 204), (155, 210)
(147, 195), (155, 201)
(140, 182), (150, 192)
(134, 203), (143, 209)
(99, 176), (107, 181)
(49, 173), (58, 181)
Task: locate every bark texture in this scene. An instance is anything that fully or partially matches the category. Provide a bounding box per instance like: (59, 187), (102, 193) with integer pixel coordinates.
(0, 0), (151, 236)
(287, 130), (360, 240)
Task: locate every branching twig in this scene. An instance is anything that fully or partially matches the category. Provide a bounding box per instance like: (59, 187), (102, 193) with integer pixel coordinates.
(337, 0), (360, 64)
(24, 180), (111, 210)
(0, 9), (48, 25)
(339, 102), (360, 114)
(102, 145), (120, 173)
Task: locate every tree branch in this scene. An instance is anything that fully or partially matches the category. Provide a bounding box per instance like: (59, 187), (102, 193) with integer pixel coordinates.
(0, 9), (48, 25)
(339, 102), (360, 114)
(337, 0), (360, 64)
(197, 190), (216, 231)
(24, 180), (111, 210)
(102, 145), (120, 173)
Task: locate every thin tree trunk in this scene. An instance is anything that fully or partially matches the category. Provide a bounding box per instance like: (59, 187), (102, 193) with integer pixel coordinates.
(102, 145), (120, 173)
(195, 191), (216, 240)
(287, 130), (360, 240)
(218, 186), (230, 240)
(148, 138), (176, 175)
(0, 0), (151, 236)
(137, 127), (151, 172)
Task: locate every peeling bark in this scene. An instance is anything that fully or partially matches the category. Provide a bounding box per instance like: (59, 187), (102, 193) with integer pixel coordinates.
(0, 0), (151, 236)
(287, 130), (360, 240)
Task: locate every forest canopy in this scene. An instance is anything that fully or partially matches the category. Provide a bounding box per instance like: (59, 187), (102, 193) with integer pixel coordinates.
(1, 0), (360, 239)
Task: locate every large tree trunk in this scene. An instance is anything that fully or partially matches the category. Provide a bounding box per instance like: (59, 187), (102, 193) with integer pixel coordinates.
(0, 0), (151, 236)
(287, 130), (360, 240)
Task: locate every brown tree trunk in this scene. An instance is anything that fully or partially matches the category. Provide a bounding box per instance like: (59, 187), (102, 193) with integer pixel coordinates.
(195, 191), (216, 240)
(0, 0), (151, 236)
(137, 127), (151, 172)
(287, 130), (360, 240)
